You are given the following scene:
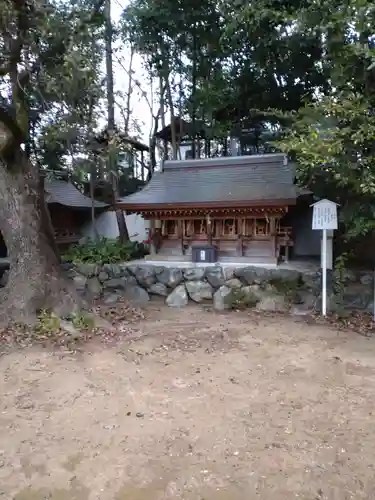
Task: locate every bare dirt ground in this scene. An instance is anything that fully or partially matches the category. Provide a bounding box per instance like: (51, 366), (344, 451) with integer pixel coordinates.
(1, 304), (375, 500)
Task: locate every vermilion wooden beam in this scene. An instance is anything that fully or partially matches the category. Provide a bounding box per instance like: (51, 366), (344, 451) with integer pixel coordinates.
(140, 207), (288, 219)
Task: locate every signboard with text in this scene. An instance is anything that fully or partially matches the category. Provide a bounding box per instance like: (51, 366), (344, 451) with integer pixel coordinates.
(310, 198), (339, 316)
(311, 199), (338, 231)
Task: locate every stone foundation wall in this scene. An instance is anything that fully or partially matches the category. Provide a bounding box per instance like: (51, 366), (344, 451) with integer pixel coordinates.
(0, 261), (372, 314)
(0, 263), (374, 314)
(64, 262), (375, 314)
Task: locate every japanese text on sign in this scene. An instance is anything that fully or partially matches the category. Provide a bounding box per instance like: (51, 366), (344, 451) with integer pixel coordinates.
(312, 202), (338, 230)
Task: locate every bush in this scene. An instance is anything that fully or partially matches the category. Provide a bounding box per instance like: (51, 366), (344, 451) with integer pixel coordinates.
(224, 288), (259, 310)
(70, 311), (95, 330)
(62, 238), (149, 265)
(34, 309), (61, 336)
(268, 276), (302, 294)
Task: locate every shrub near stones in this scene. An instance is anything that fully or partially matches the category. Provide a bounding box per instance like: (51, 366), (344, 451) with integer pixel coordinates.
(215, 287), (259, 311)
(63, 238), (148, 265)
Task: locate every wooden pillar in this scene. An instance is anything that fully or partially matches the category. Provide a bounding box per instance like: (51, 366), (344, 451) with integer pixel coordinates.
(141, 151), (144, 181)
(206, 214), (212, 246)
(178, 219), (185, 255)
(149, 219), (156, 255)
(285, 245), (289, 264)
(236, 236), (244, 257)
(270, 216), (277, 262)
(237, 218), (244, 256)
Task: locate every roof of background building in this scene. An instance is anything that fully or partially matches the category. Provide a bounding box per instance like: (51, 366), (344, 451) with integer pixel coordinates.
(117, 154), (307, 211)
(89, 127), (149, 152)
(45, 180), (109, 209)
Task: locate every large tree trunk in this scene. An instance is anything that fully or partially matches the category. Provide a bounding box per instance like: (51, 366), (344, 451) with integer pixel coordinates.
(124, 46), (135, 136)
(159, 74), (168, 160)
(0, 152), (82, 326)
(105, 0), (129, 243)
(165, 74), (178, 160)
(39, 173), (61, 259)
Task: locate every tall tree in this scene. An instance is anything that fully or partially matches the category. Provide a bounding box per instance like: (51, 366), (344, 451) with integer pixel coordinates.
(122, 0), (327, 154)
(104, 0), (129, 241)
(277, 0), (375, 242)
(121, 0), (190, 158)
(0, 0), (105, 325)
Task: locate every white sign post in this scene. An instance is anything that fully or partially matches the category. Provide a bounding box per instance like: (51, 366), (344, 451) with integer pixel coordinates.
(311, 199), (339, 316)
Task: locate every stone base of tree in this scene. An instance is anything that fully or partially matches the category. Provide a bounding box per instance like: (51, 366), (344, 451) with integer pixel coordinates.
(0, 268), (83, 327)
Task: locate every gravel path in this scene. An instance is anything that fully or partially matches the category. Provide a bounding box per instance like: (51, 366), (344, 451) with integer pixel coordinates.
(1, 305), (375, 499)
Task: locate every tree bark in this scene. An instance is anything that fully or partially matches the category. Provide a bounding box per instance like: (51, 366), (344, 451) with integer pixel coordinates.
(149, 130), (157, 180)
(89, 162), (99, 241)
(165, 73), (178, 160)
(105, 0), (129, 243)
(39, 173), (61, 260)
(148, 107), (161, 179)
(0, 152), (82, 326)
(159, 74), (168, 160)
(124, 46), (135, 136)
(191, 27), (197, 159)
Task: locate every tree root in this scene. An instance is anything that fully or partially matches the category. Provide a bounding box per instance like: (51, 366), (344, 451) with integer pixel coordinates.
(0, 274), (86, 329)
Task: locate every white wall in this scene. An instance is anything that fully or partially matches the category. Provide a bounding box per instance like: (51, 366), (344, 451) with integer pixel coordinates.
(82, 212), (150, 243)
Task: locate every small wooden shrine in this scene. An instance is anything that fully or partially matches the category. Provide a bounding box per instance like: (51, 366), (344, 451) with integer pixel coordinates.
(117, 154), (306, 264)
(0, 179), (108, 258)
(44, 179), (108, 247)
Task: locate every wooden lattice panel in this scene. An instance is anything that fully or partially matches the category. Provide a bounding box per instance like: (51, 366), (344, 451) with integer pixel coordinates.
(223, 219), (236, 236)
(244, 219), (254, 236)
(162, 220), (178, 236)
(254, 218), (270, 236)
(184, 220), (194, 237)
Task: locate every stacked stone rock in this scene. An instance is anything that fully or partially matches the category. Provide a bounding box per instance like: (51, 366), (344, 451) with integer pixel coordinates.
(64, 263), (320, 312)
(63, 262), (375, 312)
(0, 260), (371, 313)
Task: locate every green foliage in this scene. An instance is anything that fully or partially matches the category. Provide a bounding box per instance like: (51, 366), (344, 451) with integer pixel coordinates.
(267, 277), (302, 304)
(3, 0), (375, 248)
(34, 309), (61, 336)
(224, 289), (259, 310)
(121, 0), (326, 146)
(278, 92), (375, 240)
(275, 0), (375, 242)
(63, 238), (148, 264)
(34, 1), (105, 171)
(333, 252), (351, 297)
(268, 276), (301, 293)
(122, 0), (375, 214)
(70, 311), (95, 331)
(1, 0), (105, 173)
(33, 309), (95, 338)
